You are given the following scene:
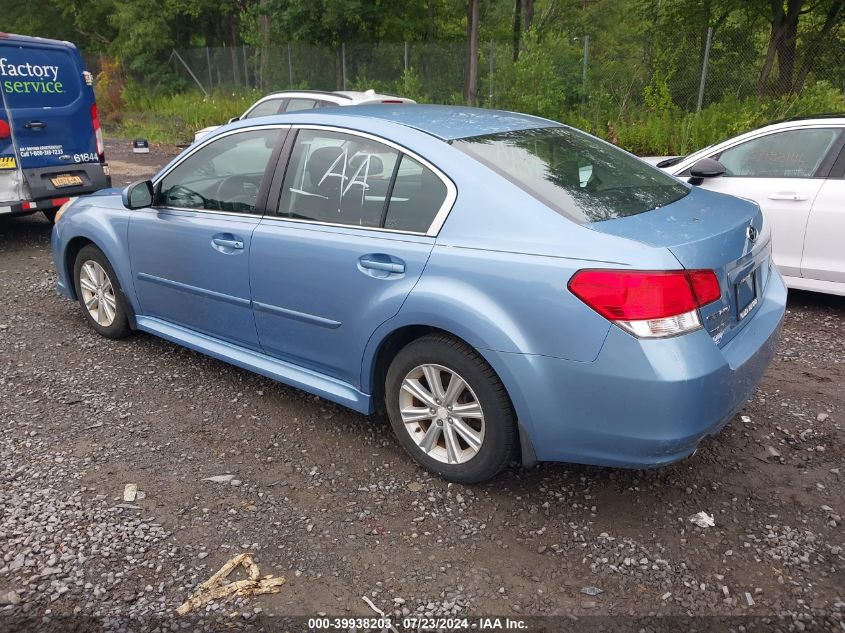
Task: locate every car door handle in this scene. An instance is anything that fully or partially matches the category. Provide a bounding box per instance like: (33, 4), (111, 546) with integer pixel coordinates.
(767, 192), (808, 201)
(359, 256), (405, 274)
(23, 121), (46, 130)
(212, 237), (244, 249)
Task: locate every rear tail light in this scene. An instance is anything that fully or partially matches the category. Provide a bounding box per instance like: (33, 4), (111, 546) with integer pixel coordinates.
(0, 119), (9, 139)
(90, 104), (105, 162)
(568, 269), (722, 338)
(381, 100), (404, 104)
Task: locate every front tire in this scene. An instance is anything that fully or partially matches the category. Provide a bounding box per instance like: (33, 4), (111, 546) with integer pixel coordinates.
(385, 334), (515, 483)
(73, 245), (132, 339)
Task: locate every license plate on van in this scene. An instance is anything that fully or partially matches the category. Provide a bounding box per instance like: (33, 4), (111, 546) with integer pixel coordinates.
(51, 175), (83, 188)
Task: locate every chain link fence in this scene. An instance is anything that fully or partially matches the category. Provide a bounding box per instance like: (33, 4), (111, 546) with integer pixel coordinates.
(168, 34), (844, 114)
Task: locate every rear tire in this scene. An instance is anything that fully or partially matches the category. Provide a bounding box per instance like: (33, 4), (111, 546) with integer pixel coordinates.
(73, 245), (132, 339)
(385, 334), (515, 483)
(42, 208), (58, 224)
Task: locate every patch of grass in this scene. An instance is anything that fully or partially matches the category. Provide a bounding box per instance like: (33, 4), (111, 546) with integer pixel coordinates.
(109, 89), (260, 144)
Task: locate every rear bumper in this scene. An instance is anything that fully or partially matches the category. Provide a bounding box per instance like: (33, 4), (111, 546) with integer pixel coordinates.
(23, 163), (111, 204)
(1, 163), (111, 217)
(487, 269), (787, 468)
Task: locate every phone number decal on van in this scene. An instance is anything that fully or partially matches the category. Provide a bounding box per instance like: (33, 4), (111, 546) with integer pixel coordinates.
(19, 144), (63, 158)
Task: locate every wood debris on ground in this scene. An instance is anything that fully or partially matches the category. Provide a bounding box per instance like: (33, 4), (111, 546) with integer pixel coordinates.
(175, 552), (286, 616)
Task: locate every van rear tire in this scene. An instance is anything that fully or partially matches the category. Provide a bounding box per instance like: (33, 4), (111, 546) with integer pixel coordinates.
(42, 208), (58, 224)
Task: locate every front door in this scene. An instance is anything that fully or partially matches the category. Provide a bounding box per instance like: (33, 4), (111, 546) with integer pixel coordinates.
(250, 127), (452, 387)
(128, 126), (285, 349)
(802, 177), (845, 284)
(689, 127), (843, 279)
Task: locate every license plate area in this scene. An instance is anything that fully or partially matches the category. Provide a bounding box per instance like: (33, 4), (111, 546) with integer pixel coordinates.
(51, 175), (83, 188)
(736, 268), (758, 321)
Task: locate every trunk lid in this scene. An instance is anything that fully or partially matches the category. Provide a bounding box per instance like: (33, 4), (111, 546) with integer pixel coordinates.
(588, 186), (772, 347)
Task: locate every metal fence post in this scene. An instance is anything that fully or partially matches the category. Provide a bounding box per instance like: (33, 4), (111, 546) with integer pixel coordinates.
(206, 46), (213, 93)
(287, 43), (293, 87)
(697, 27), (714, 113)
(580, 35), (589, 116)
(341, 42), (347, 90)
(404, 41), (409, 92)
(243, 45), (249, 89)
(489, 39), (494, 106)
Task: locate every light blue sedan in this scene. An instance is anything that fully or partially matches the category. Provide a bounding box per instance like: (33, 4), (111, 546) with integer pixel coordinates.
(50, 105), (786, 483)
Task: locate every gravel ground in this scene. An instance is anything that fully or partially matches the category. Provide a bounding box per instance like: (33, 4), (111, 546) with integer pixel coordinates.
(0, 138), (843, 631)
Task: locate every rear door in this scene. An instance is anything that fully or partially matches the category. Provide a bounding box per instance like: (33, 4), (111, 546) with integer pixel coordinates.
(250, 127), (453, 387)
(678, 127), (842, 278)
(0, 38), (97, 175)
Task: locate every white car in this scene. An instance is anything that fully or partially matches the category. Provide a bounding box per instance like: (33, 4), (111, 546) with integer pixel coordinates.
(193, 89), (416, 143)
(653, 116), (845, 296)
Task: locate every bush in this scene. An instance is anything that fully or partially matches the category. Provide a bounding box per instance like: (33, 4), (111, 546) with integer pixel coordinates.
(94, 58), (125, 125)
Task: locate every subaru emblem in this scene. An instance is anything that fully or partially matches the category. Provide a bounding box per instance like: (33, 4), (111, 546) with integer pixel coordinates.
(746, 226), (758, 243)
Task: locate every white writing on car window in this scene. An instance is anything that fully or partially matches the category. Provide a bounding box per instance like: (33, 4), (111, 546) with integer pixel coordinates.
(291, 141), (382, 211)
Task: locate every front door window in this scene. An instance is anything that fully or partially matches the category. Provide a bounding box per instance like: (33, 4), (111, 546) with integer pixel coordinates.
(156, 128), (282, 213)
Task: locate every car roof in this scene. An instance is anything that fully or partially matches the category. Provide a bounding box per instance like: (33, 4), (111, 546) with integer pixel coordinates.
(263, 90), (352, 101)
(266, 104), (558, 141)
(258, 89), (414, 104)
(757, 113), (845, 129)
(0, 32), (78, 50)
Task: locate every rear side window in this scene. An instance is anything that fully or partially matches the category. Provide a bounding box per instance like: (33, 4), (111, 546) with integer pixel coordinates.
(716, 128), (841, 178)
(0, 46), (81, 108)
(454, 127), (689, 223)
(285, 98), (318, 112)
(384, 155), (447, 233)
(244, 98), (285, 119)
(278, 129), (448, 232)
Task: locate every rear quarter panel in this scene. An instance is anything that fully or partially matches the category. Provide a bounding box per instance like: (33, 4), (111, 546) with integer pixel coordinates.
(361, 142), (684, 389)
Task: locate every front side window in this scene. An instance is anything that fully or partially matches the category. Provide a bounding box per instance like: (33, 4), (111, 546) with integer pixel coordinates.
(156, 128), (282, 213)
(244, 98), (285, 119)
(278, 129), (448, 232)
(717, 128), (841, 178)
(454, 127), (689, 223)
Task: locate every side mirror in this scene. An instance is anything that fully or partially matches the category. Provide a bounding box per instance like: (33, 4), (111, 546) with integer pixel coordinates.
(688, 157), (726, 185)
(122, 179), (154, 209)
(227, 116), (240, 124)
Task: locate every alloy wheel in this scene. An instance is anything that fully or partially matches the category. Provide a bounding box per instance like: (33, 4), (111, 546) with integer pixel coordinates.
(398, 363), (485, 464)
(79, 260), (117, 327)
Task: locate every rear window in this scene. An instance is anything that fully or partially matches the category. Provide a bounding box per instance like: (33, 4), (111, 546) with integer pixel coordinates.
(454, 127), (689, 223)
